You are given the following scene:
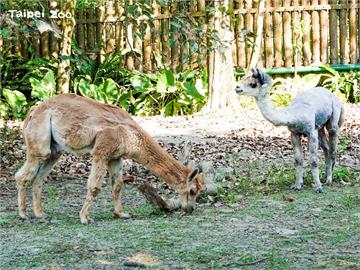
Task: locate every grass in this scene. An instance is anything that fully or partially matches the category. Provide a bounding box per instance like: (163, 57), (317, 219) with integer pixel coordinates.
(1, 181), (359, 269)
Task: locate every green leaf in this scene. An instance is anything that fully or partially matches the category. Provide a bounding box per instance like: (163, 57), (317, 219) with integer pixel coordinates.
(156, 72), (168, 93)
(183, 82), (203, 99)
(2, 89), (27, 118)
(30, 70), (56, 101)
(165, 69), (175, 86)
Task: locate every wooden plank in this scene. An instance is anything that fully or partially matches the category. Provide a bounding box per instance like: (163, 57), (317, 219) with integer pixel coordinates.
(349, 0), (357, 64)
(319, 0), (329, 63)
(236, 0), (246, 67)
(311, 0), (320, 63)
(264, 0), (273, 68)
(292, 0), (302, 66)
(301, 0), (311, 65)
(283, 0), (292, 67)
(329, 0), (338, 64)
(339, 0), (348, 64)
(198, 0), (207, 68)
(273, 0), (283, 67)
(245, 0), (253, 66)
(143, 23), (152, 72)
(189, 0), (197, 69)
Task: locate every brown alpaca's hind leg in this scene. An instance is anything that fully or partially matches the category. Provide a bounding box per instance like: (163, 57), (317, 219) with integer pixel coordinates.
(108, 159), (130, 219)
(15, 156), (43, 219)
(32, 152), (62, 218)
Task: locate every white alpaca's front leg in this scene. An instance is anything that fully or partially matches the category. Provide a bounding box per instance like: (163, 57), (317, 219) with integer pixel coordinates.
(290, 133), (304, 191)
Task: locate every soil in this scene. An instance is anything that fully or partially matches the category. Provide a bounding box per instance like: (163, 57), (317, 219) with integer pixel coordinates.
(0, 104), (359, 269)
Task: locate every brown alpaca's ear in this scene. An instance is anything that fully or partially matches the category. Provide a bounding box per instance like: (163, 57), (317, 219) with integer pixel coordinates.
(188, 168), (200, 183)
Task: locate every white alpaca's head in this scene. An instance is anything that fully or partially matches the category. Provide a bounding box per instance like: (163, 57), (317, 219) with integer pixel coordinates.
(235, 68), (273, 97)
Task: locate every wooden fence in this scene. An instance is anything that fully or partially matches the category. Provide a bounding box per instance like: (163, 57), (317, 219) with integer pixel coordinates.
(9, 0), (360, 72)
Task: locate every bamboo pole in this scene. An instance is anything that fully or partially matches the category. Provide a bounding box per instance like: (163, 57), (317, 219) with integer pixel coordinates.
(245, 0), (253, 66)
(301, 0), (311, 65)
(264, 0), (273, 68)
(273, 0), (282, 67)
(349, 0), (357, 64)
(189, 0), (197, 69)
(339, 0), (348, 64)
(319, 0), (328, 63)
(235, 0), (245, 67)
(14, 29), (21, 57)
(329, 0), (338, 64)
(283, 0), (292, 67)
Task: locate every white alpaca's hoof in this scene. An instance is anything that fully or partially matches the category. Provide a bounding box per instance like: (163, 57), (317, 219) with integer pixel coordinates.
(290, 184), (303, 191)
(315, 186), (324, 193)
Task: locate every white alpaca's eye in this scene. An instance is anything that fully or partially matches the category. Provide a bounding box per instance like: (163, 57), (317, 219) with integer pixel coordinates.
(250, 82), (257, 88)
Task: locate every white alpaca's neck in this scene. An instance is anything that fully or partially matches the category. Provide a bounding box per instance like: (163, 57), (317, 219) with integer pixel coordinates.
(255, 92), (292, 127)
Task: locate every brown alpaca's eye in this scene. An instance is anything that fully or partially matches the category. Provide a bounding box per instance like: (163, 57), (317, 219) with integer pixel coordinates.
(190, 189), (197, 196)
(250, 82), (257, 88)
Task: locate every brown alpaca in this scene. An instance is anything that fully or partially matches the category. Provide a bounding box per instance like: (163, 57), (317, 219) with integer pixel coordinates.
(15, 94), (205, 224)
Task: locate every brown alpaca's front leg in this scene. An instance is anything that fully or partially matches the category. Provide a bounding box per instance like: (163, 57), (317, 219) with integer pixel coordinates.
(80, 158), (107, 224)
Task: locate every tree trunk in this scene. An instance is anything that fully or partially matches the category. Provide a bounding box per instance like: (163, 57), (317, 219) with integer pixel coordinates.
(56, 0), (76, 94)
(204, 0), (239, 112)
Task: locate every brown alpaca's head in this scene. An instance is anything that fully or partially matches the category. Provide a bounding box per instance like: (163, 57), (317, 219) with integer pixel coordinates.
(179, 164), (205, 213)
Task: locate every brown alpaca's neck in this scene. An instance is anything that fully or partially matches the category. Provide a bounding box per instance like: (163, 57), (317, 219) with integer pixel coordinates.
(129, 128), (190, 192)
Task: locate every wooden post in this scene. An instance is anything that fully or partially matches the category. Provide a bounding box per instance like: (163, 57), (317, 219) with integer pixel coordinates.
(319, 0), (328, 63)
(245, 0), (254, 66)
(14, 30), (21, 57)
(264, 0), (273, 68)
(301, 0), (311, 65)
(152, 1), (161, 70)
(249, 0), (264, 69)
(87, 8), (95, 52)
(49, 0), (59, 59)
(77, 9), (85, 50)
(162, 5), (170, 67)
(349, 0), (357, 64)
(292, 0), (302, 67)
(97, 4), (106, 63)
(198, 0), (206, 69)
(283, 0), (292, 67)
(57, 0), (76, 94)
(329, 0), (338, 64)
(143, 22), (152, 72)
(339, 0), (348, 64)
(105, 0), (115, 54)
(115, 1), (124, 55)
(170, 2), (180, 71)
(41, 33), (49, 59)
(33, 34), (41, 58)
(273, 0), (282, 67)
(311, 0), (320, 63)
